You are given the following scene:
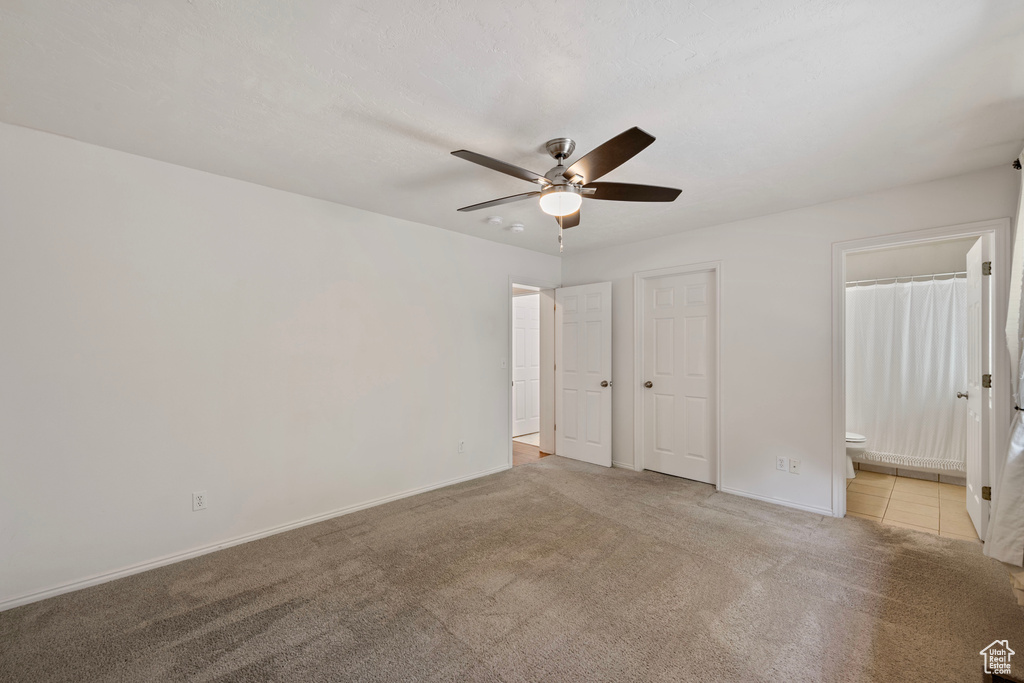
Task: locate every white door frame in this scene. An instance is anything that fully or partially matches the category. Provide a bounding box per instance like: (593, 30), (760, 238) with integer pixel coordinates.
(831, 218), (1011, 519)
(633, 261), (723, 486)
(508, 275), (560, 469)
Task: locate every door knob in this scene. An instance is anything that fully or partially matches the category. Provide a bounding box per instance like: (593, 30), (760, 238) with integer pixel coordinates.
(601, 380), (612, 387)
(957, 391), (968, 399)
(644, 381), (653, 388)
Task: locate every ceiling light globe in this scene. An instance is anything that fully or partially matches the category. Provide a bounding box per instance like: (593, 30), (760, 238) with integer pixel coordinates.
(539, 186), (582, 217)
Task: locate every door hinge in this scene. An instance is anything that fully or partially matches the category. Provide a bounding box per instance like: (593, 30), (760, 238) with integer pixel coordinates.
(982, 486), (992, 501)
(982, 261), (992, 276)
(982, 374), (992, 388)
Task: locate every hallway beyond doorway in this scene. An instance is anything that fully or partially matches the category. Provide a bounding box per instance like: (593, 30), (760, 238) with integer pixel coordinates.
(513, 432), (544, 467)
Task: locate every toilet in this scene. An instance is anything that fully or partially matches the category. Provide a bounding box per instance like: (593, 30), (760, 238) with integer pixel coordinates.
(845, 432), (867, 479)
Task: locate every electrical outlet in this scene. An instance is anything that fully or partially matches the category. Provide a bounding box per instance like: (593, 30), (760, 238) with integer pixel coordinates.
(192, 490), (207, 511)
(789, 459), (801, 475)
(458, 440), (465, 454)
(776, 456), (789, 472)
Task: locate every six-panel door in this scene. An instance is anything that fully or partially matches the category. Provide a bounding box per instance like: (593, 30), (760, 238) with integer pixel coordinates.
(512, 293), (540, 437)
(642, 270), (717, 483)
(555, 282), (612, 467)
(965, 238), (989, 539)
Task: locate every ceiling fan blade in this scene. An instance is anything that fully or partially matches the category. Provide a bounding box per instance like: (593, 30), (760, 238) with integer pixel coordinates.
(556, 210), (581, 229)
(583, 182), (681, 202)
(457, 191), (540, 212)
(563, 127), (655, 183)
(452, 150), (550, 185)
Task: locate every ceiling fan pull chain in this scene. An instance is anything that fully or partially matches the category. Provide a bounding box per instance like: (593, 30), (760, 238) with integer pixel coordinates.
(558, 216), (564, 253)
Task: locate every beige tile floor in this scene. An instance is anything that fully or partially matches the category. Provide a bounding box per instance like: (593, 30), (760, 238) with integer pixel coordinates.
(846, 470), (980, 542)
(512, 432), (540, 447)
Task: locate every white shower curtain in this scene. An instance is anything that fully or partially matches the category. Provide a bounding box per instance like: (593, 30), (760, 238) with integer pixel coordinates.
(846, 278), (968, 471)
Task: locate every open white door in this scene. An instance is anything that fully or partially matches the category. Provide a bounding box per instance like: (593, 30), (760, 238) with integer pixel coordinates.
(966, 237), (990, 539)
(512, 294), (540, 437)
(555, 282), (612, 467)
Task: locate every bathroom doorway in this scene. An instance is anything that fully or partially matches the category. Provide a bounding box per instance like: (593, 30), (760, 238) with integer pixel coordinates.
(831, 220), (1012, 539)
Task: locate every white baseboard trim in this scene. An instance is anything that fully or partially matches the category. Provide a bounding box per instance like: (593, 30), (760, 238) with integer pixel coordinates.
(0, 463), (511, 613)
(611, 460), (637, 470)
(718, 486), (833, 517)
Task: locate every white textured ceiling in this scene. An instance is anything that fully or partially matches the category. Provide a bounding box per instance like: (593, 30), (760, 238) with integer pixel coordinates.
(2, 1), (1023, 255)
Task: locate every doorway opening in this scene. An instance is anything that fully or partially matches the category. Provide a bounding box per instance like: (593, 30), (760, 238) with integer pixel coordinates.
(831, 219), (1011, 539)
(510, 280), (556, 467)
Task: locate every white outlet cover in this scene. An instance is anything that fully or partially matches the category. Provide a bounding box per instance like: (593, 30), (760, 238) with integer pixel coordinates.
(776, 456), (789, 472)
(789, 459), (801, 474)
(192, 490), (207, 511)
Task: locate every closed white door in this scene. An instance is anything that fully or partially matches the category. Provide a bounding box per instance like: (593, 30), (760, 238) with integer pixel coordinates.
(641, 270), (716, 483)
(555, 282), (612, 467)
(966, 238), (990, 538)
(512, 294), (540, 437)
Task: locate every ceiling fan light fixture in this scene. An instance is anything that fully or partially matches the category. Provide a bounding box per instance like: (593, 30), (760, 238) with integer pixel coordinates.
(539, 185), (582, 217)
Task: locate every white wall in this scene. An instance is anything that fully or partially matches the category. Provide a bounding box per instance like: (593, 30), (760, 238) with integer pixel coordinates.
(0, 122), (560, 608)
(845, 236), (975, 281)
(562, 166), (1019, 514)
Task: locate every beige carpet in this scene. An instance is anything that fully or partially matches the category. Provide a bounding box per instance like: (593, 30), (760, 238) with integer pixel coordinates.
(2, 456), (1022, 682)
